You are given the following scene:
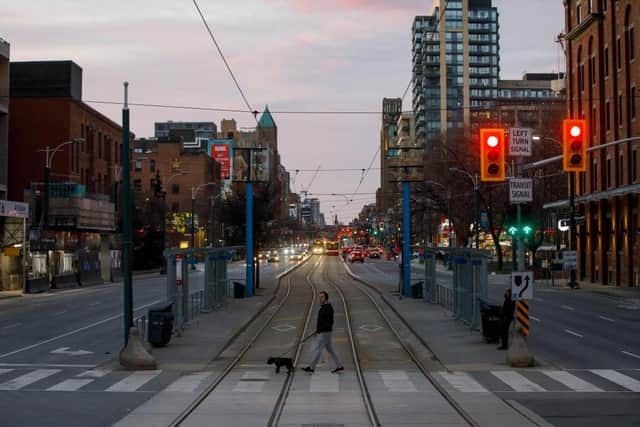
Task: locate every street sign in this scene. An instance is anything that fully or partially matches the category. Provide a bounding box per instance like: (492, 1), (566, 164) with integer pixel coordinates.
(0, 200), (29, 219)
(511, 271), (533, 300)
(509, 127), (532, 157)
(480, 211), (489, 228)
(509, 178), (533, 203)
(562, 250), (577, 270)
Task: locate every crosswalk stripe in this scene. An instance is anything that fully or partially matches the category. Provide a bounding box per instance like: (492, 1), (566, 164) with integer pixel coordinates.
(232, 371), (269, 393)
(540, 370), (603, 392)
(591, 369), (640, 392)
(0, 369), (14, 376)
(105, 371), (161, 392)
(165, 372), (211, 393)
(379, 370), (417, 392)
(0, 369), (61, 390)
(438, 371), (488, 393)
(491, 371), (546, 392)
(77, 368), (112, 378)
(310, 371), (339, 392)
(47, 379), (93, 391)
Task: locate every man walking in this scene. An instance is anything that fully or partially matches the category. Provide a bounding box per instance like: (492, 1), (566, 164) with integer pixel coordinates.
(498, 288), (516, 350)
(303, 291), (344, 373)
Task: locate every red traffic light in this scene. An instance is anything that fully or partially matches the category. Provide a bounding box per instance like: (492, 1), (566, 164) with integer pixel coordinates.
(480, 128), (505, 182)
(562, 119), (587, 172)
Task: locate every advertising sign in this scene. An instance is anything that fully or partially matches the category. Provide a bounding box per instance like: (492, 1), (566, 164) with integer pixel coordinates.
(208, 140), (233, 181)
(232, 148), (270, 182)
(0, 200), (29, 219)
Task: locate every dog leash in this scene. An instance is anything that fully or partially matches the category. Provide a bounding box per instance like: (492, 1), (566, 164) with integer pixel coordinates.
(274, 332), (316, 359)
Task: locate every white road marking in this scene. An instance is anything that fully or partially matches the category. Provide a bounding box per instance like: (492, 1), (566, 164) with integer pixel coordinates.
(491, 371), (546, 392)
(561, 305), (575, 311)
(50, 347), (93, 356)
(105, 371), (161, 392)
(565, 329), (583, 338)
(2, 323), (21, 329)
(534, 297), (545, 302)
(379, 370), (417, 392)
(310, 371), (340, 392)
(0, 299), (162, 359)
(46, 379), (93, 391)
(232, 371), (269, 392)
(0, 369), (14, 376)
(621, 351), (640, 360)
(529, 315), (540, 322)
(438, 371), (488, 393)
(89, 302), (101, 307)
(591, 370), (640, 392)
(54, 310), (67, 316)
(0, 363), (94, 368)
(598, 315), (615, 322)
(540, 370), (603, 392)
(78, 368), (112, 378)
(0, 369), (61, 390)
(165, 372), (211, 392)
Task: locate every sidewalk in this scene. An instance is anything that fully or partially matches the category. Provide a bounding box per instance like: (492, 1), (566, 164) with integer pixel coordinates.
(112, 258), (308, 427)
(344, 262), (547, 427)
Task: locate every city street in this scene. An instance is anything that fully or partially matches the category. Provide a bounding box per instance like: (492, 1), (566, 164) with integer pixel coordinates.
(0, 260), (292, 427)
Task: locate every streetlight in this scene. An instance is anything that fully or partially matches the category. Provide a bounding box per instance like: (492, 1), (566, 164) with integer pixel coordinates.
(159, 171), (189, 274)
(191, 182), (216, 269)
(449, 167), (480, 249)
(41, 138), (85, 228)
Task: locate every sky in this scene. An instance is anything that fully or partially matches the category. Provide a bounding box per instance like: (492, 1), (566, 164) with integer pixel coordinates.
(1, 0), (565, 223)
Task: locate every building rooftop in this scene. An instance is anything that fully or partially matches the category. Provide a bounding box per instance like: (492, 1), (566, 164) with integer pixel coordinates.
(258, 105), (276, 128)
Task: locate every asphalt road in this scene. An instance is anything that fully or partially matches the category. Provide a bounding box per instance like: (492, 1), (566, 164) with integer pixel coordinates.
(0, 259), (292, 427)
(352, 257), (640, 427)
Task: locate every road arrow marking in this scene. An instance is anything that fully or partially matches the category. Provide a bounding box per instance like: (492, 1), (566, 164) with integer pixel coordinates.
(50, 347), (93, 356)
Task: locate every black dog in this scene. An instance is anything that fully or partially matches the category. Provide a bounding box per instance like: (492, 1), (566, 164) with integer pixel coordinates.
(267, 357), (294, 374)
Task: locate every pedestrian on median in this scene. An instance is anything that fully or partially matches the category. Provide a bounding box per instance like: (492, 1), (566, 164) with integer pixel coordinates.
(303, 291), (344, 374)
(498, 288), (516, 350)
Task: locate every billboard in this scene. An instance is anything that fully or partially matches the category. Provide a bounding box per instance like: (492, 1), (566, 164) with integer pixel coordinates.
(208, 140), (233, 181)
(232, 148), (270, 182)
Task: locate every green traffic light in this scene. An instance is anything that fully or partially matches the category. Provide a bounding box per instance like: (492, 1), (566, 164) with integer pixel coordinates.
(508, 226), (518, 236)
(522, 225), (533, 235)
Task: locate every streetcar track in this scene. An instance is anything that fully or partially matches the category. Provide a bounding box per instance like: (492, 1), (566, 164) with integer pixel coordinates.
(332, 258), (478, 427)
(169, 256), (316, 427)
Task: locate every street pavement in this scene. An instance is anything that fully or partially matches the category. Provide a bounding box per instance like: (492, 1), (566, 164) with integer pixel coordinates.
(349, 257), (640, 427)
(0, 259), (293, 427)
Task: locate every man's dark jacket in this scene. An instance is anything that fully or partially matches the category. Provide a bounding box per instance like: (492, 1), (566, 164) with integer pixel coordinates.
(316, 302), (334, 333)
(501, 294), (516, 321)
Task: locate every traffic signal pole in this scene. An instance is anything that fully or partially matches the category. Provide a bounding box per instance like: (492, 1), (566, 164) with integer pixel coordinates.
(122, 82), (133, 345)
(402, 182), (411, 298)
(516, 157), (525, 272)
(568, 172), (578, 288)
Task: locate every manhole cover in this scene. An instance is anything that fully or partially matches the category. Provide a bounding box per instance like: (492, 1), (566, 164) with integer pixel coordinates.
(359, 324), (383, 332)
(272, 324), (296, 332)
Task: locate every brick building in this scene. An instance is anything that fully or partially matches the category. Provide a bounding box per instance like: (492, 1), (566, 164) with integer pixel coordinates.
(563, 0), (639, 286)
(8, 60), (129, 290)
(132, 138), (221, 252)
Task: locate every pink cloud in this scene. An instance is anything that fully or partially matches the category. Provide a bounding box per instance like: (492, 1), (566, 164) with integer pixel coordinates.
(276, 0), (425, 14)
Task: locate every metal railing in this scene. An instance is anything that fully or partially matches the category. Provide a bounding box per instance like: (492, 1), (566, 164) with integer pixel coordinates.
(424, 248), (490, 330)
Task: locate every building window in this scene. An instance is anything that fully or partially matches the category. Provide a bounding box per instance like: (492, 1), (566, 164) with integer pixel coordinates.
(617, 38), (622, 69)
(171, 202), (179, 213)
(590, 55), (596, 85)
(601, 0), (607, 12)
(588, 0), (593, 13)
(606, 100), (611, 130)
(607, 158), (612, 188)
(171, 184), (180, 195)
(618, 154), (624, 186)
(592, 107), (597, 136)
(134, 179), (142, 192)
(604, 47), (609, 77)
(150, 179), (155, 192)
(150, 159), (156, 172)
(135, 159), (142, 171)
(633, 150), (638, 182)
(576, 5), (582, 25)
(632, 87), (637, 119)
(630, 26), (636, 61)
(98, 132), (102, 159)
(618, 94), (624, 126)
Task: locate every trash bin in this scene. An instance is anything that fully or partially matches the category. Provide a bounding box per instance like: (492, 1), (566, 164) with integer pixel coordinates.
(411, 281), (424, 299)
(478, 298), (501, 343)
(233, 281), (245, 299)
(148, 303), (174, 347)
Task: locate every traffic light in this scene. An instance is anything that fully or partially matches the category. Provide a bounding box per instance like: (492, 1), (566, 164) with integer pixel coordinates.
(480, 128), (506, 182)
(562, 119), (587, 172)
(522, 225), (533, 236)
(508, 226), (518, 237)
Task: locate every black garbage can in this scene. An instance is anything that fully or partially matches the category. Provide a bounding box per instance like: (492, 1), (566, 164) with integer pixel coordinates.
(148, 303), (174, 347)
(233, 281), (245, 299)
(478, 299), (501, 343)
(411, 281), (424, 299)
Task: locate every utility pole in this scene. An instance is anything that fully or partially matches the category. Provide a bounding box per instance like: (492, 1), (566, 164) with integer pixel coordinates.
(121, 82), (133, 345)
(568, 172), (577, 288)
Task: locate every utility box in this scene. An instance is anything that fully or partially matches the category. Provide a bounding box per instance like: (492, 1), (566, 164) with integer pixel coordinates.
(148, 303), (174, 347)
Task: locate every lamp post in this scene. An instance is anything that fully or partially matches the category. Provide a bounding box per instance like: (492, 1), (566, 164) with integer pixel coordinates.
(41, 138), (85, 228)
(191, 182), (216, 269)
(159, 171), (188, 274)
(449, 168), (480, 249)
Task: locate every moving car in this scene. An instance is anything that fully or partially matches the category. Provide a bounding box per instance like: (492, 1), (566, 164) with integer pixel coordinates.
(349, 246), (365, 263)
(368, 248), (380, 258)
(267, 250), (280, 262)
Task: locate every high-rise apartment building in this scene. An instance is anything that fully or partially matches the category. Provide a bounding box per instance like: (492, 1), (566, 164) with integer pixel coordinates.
(413, 0), (499, 142)
(379, 98), (402, 219)
(0, 38), (8, 200)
